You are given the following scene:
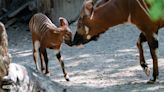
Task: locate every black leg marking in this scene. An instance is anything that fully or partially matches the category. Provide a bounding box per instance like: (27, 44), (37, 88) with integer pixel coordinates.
(56, 52), (61, 60)
(43, 49), (49, 75)
(137, 33), (147, 67)
(137, 33), (150, 77)
(56, 52), (69, 81)
(39, 48), (45, 72)
(150, 39), (158, 49)
(141, 63), (148, 69)
(147, 33), (159, 83)
(139, 33), (147, 42)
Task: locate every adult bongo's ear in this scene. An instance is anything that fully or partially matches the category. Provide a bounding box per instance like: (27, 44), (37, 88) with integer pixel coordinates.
(80, 0), (94, 18)
(84, 0), (94, 16)
(59, 17), (69, 27)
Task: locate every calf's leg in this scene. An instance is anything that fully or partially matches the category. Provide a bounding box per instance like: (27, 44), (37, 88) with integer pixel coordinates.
(43, 49), (50, 76)
(39, 48), (48, 74)
(55, 50), (69, 81)
(33, 41), (40, 72)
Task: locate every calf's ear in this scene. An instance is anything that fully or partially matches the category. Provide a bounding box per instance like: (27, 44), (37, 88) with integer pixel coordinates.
(59, 17), (69, 27)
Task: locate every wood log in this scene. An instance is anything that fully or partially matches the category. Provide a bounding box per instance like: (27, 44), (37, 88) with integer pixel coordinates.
(8, 2), (29, 18)
(0, 0), (31, 22)
(2, 8), (8, 13)
(5, 18), (17, 28)
(0, 12), (10, 21)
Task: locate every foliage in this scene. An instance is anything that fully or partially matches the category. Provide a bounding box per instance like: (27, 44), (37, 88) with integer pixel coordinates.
(146, 0), (164, 21)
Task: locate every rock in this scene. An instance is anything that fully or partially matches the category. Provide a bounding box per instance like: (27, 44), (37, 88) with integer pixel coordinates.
(1, 63), (66, 92)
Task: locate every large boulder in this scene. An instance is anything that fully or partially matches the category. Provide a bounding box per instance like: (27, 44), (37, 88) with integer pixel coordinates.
(29, 0), (84, 25)
(1, 63), (66, 92)
(0, 22), (11, 91)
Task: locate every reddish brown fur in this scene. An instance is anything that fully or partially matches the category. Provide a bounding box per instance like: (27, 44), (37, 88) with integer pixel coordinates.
(29, 13), (72, 81)
(73, 0), (163, 83)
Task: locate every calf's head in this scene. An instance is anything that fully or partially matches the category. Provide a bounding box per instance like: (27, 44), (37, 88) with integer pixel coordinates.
(59, 17), (73, 46)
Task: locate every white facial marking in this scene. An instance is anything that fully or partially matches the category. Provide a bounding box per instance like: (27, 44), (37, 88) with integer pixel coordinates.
(90, 11), (94, 20)
(87, 35), (91, 40)
(85, 26), (89, 34)
(153, 33), (158, 40)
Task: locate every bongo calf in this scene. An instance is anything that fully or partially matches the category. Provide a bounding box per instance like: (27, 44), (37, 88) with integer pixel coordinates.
(29, 13), (72, 81)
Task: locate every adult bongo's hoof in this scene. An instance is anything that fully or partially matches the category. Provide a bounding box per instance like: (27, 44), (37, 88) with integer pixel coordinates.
(147, 79), (155, 84)
(66, 78), (70, 81)
(45, 72), (50, 76)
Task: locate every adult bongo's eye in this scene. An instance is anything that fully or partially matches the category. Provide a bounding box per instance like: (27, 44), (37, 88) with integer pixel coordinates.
(78, 23), (81, 28)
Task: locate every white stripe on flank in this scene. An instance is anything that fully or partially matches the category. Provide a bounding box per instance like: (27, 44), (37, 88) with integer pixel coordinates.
(136, 0), (150, 18)
(85, 26), (89, 34)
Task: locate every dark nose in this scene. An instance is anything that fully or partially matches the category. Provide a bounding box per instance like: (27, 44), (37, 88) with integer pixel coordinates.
(72, 32), (84, 45)
(64, 32), (73, 46)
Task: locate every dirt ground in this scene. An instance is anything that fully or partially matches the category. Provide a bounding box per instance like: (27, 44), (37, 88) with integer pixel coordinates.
(7, 22), (164, 92)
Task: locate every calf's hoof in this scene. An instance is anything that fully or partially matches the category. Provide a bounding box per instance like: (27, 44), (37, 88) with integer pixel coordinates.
(42, 69), (46, 74)
(45, 72), (50, 76)
(65, 74), (70, 81)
